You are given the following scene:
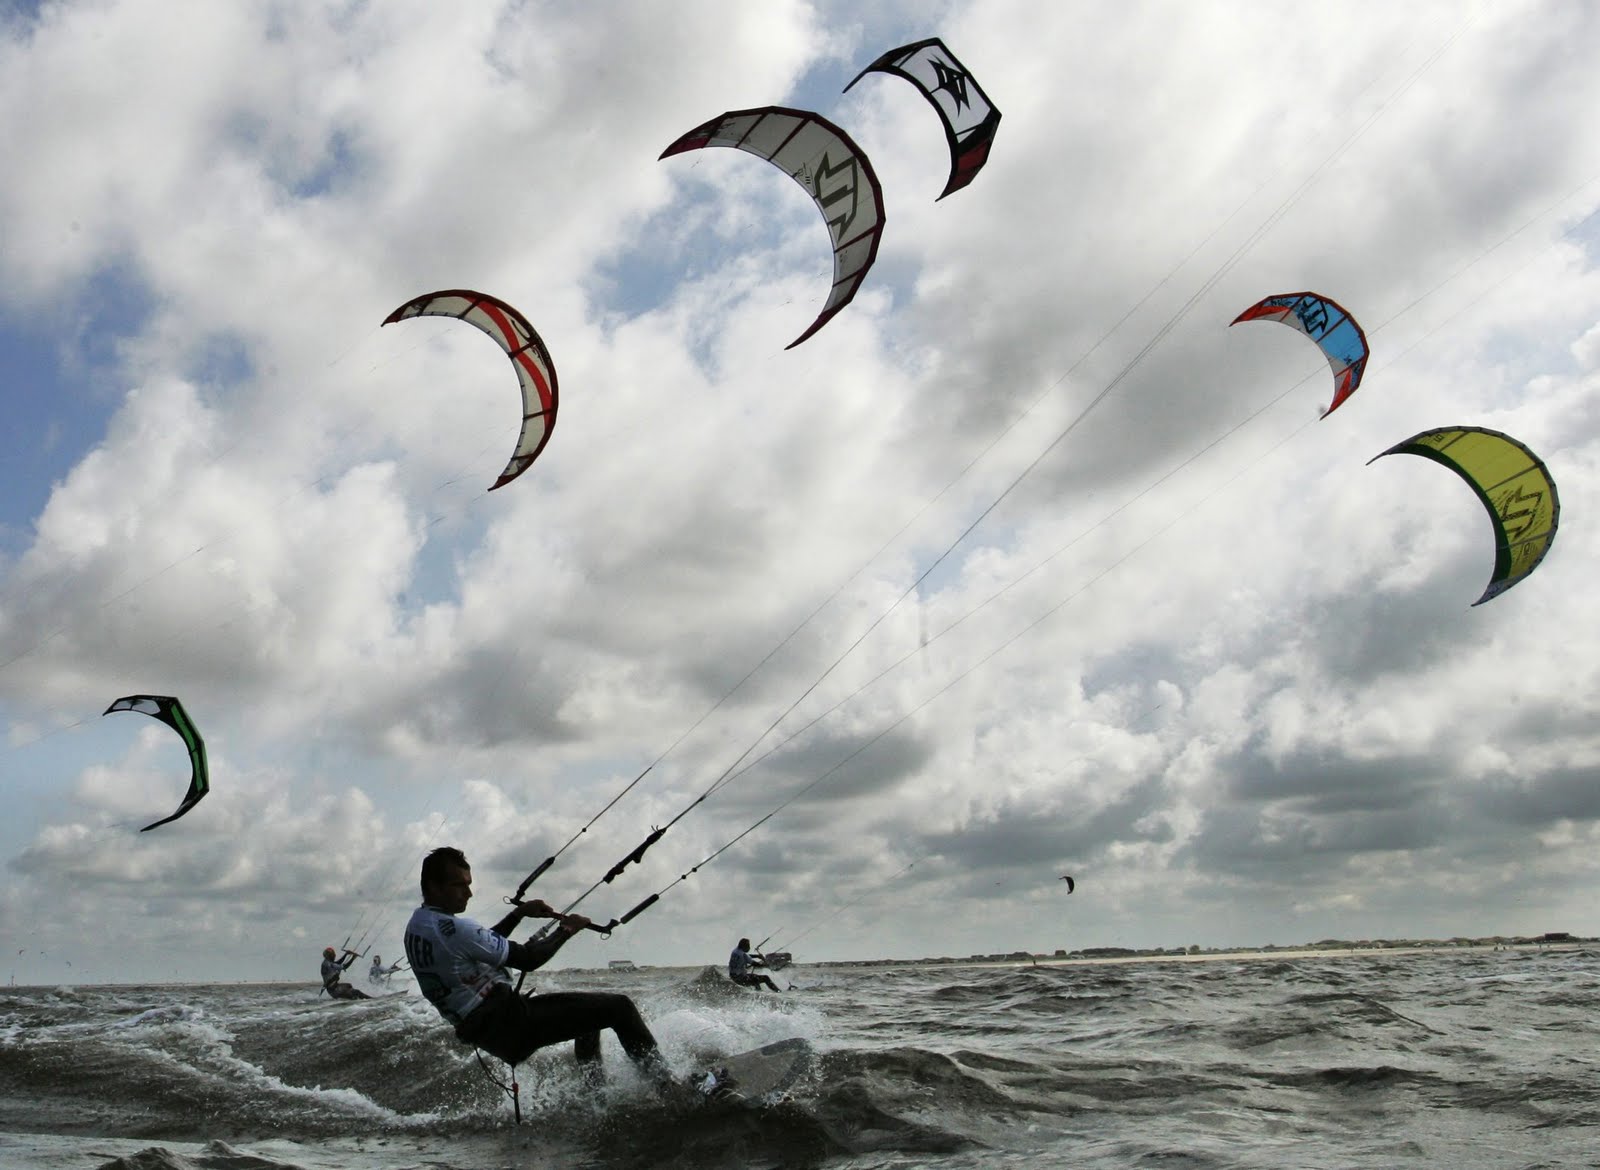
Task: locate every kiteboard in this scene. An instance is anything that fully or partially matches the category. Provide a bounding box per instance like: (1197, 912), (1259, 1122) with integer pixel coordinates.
(693, 1037), (814, 1109)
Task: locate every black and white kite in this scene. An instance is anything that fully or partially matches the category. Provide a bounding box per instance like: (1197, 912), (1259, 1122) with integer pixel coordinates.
(845, 37), (1001, 199)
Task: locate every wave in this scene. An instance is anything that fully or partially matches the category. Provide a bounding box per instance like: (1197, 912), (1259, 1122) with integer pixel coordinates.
(5, 949), (1600, 1169)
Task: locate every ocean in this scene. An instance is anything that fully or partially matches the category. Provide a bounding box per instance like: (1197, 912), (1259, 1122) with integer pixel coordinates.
(1, 946), (1596, 1169)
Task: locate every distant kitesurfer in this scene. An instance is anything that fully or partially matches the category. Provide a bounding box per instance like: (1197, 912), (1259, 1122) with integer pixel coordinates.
(404, 846), (674, 1091)
(320, 946), (370, 1000)
(728, 938), (782, 991)
(369, 954), (405, 985)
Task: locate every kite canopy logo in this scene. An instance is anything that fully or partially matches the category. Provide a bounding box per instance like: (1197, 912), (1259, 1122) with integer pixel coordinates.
(382, 290), (559, 491)
(660, 106), (886, 348)
(1369, 425), (1560, 606)
(103, 695), (210, 832)
(1231, 292), (1370, 418)
(844, 36), (1001, 200)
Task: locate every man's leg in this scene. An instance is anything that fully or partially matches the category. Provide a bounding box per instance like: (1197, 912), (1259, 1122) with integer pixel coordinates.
(515, 992), (667, 1078)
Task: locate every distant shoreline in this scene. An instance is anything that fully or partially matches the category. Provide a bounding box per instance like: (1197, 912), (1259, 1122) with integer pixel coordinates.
(811, 935), (1596, 971)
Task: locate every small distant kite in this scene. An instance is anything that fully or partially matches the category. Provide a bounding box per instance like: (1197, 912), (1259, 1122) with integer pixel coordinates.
(1231, 292), (1370, 418)
(844, 37), (1001, 199)
(1369, 426), (1559, 606)
(660, 106), (885, 348)
(1060, 875), (1075, 893)
(382, 290), (559, 491)
(103, 695), (209, 831)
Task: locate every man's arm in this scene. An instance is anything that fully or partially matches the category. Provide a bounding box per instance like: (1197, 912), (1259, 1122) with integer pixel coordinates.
(490, 897), (578, 936)
(502, 912), (591, 972)
(489, 904), (529, 937)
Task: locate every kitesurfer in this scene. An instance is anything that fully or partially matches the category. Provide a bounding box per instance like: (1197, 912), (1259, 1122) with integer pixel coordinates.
(404, 846), (674, 1090)
(369, 954), (405, 986)
(320, 946), (371, 1000)
(728, 938), (782, 991)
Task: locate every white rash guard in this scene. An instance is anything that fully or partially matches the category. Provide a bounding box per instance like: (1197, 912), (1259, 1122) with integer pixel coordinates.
(403, 903), (514, 1025)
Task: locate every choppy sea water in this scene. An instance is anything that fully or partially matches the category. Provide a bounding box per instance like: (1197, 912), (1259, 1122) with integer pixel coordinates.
(2, 946), (1597, 1169)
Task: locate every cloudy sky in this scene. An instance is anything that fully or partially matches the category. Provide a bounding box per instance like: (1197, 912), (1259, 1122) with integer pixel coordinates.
(3, 0), (1599, 986)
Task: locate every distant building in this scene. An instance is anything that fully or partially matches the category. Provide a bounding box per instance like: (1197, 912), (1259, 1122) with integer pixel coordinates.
(607, 959), (638, 972)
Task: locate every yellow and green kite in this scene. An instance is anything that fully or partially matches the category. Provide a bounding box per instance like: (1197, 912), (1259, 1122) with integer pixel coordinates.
(1370, 425), (1560, 606)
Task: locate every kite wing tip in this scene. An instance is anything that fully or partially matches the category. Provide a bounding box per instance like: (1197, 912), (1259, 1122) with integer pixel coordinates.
(1471, 580), (1511, 607)
(785, 323), (821, 350)
(660, 134), (710, 161)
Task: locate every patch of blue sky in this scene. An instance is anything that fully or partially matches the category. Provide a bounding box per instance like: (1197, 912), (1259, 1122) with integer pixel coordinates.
(0, 322), (77, 553)
(394, 511), (488, 614)
(284, 128), (360, 202)
(1080, 640), (1185, 704)
(584, 200), (708, 321)
(1570, 199), (1600, 268)
(900, 504), (1029, 619)
(182, 331), (255, 395)
(220, 103), (361, 203)
(907, 535), (980, 600)
(0, 0), (47, 35)
(0, 263), (157, 553)
(57, 260), (157, 380)
(787, 45), (869, 114)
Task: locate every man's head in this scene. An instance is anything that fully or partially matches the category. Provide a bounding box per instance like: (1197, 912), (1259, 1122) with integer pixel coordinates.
(323, 946), (336, 958)
(420, 846), (473, 913)
(738, 937), (751, 951)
